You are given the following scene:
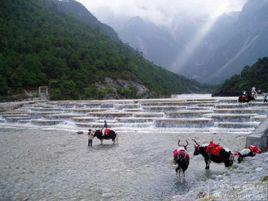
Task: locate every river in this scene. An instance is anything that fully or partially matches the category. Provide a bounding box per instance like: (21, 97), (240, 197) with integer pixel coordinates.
(0, 127), (240, 201)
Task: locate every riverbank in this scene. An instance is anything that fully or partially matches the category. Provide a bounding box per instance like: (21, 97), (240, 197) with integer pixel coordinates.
(173, 152), (268, 201)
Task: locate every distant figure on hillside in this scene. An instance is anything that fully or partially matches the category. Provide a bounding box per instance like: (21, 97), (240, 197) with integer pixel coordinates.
(251, 86), (258, 99)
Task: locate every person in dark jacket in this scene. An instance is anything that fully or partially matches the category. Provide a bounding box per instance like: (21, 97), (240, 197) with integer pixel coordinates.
(88, 129), (93, 146)
(102, 120), (108, 136)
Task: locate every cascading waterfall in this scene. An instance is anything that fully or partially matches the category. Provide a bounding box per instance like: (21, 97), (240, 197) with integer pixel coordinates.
(0, 94), (267, 135)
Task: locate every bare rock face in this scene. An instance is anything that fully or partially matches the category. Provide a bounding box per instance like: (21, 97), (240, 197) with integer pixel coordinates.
(116, 78), (150, 97)
(95, 77), (151, 99)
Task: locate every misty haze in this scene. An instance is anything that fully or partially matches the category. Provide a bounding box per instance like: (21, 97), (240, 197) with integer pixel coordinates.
(79, 0), (268, 83)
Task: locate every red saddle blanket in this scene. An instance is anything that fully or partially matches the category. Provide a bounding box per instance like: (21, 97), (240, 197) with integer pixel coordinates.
(206, 141), (223, 156)
(249, 145), (261, 154)
(173, 149), (189, 159)
(102, 128), (111, 136)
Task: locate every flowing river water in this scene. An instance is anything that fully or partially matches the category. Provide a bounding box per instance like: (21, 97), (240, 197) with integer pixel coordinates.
(1, 95), (267, 200)
(0, 127), (245, 201)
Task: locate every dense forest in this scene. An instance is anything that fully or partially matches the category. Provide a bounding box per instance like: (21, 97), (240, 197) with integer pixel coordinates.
(213, 57), (268, 96)
(0, 0), (203, 101)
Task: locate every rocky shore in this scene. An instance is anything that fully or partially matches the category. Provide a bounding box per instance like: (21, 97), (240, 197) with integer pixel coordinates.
(173, 152), (268, 201)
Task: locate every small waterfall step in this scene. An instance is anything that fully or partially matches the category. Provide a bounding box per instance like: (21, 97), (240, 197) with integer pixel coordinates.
(206, 113), (257, 122)
(49, 102), (100, 108)
(1, 111), (27, 115)
(210, 127), (254, 134)
(117, 117), (156, 123)
(218, 99), (266, 104)
(166, 110), (212, 118)
(155, 118), (213, 128)
(45, 114), (84, 120)
(72, 117), (98, 122)
(75, 123), (122, 128)
(216, 102), (268, 108)
(141, 98), (216, 103)
(31, 120), (63, 126)
(186, 106), (213, 111)
(114, 103), (141, 110)
(114, 127), (211, 134)
(5, 116), (32, 122)
(142, 106), (186, 112)
(1, 113), (30, 118)
(124, 109), (144, 113)
(75, 122), (152, 128)
(86, 112), (133, 118)
(140, 100), (217, 107)
(133, 112), (164, 118)
(18, 120), (31, 124)
(250, 115), (267, 121)
(214, 108), (268, 114)
(28, 111), (60, 118)
(27, 107), (63, 112)
(215, 122), (260, 128)
(66, 108), (109, 113)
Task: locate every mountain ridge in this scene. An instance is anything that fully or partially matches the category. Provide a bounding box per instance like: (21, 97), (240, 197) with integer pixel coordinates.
(0, 0), (204, 101)
(108, 0), (268, 84)
(51, 0), (119, 41)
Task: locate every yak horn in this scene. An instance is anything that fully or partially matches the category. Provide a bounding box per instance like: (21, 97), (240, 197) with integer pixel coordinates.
(185, 140), (189, 147)
(178, 140), (181, 146)
(192, 138), (199, 145)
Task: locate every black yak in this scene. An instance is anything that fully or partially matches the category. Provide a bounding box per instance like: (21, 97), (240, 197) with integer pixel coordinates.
(192, 139), (234, 169)
(90, 128), (118, 145)
(173, 140), (190, 181)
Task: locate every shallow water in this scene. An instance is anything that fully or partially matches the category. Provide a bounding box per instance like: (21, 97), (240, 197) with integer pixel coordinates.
(0, 127), (236, 201)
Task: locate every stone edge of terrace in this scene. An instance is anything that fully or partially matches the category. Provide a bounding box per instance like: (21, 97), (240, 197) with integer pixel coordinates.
(246, 118), (268, 151)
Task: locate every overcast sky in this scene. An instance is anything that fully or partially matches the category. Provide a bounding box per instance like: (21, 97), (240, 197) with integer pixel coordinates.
(77, 0), (247, 26)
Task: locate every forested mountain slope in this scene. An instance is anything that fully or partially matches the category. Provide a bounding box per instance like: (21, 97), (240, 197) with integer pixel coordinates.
(51, 0), (119, 41)
(213, 57), (268, 96)
(0, 0), (203, 100)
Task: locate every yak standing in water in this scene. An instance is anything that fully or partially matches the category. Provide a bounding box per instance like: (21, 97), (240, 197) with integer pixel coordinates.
(173, 140), (190, 181)
(192, 139), (234, 169)
(90, 128), (118, 145)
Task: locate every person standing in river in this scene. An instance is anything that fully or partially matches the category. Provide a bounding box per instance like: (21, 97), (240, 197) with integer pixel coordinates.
(88, 129), (93, 147)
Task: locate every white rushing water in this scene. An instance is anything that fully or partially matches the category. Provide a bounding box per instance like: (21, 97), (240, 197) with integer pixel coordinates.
(0, 94), (267, 136)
